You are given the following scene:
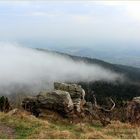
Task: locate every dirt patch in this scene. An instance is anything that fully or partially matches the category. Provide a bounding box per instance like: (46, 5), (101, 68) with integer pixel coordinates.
(0, 123), (15, 138)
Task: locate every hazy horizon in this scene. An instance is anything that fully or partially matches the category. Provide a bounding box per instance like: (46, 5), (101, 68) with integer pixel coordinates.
(0, 1), (140, 67)
(1, 1), (140, 46)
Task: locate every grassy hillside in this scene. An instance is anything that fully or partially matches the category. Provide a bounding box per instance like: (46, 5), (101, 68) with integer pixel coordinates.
(0, 110), (139, 139)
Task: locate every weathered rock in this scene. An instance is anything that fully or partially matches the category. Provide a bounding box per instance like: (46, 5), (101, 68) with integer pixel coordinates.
(54, 82), (69, 91)
(22, 82), (87, 117)
(126, 97), (140, 124)
(22, 90), (74, 117)
(22, 96), (41, 117)
(54, 82), (86, 112)
(37, 90), (74, 114)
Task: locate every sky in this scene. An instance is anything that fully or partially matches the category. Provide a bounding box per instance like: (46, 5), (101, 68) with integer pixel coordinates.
(0, 1), (140, 50)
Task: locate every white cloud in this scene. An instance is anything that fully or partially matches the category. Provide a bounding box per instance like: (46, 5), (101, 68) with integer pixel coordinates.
(125, 4), (140, 21)
(0, 42), (122, 94)
(0, 1), (140, 45)
(95, 1), (140, 22)
(71, 15), (95, 24)
(95, 1), (139, 6)
(29, 11), (59, 17)
(0, 1), (31, 6)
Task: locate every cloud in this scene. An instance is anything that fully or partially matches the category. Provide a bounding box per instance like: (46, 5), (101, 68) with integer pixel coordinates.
(29, 11), (59, 17)
(95, 1), (139, 6)
(1, 1), (140, 48)
(125, 4), (140, 21)
(0, 42), (122, 94)
(71, 15), (95, 24)
(95, 1), (140, 22)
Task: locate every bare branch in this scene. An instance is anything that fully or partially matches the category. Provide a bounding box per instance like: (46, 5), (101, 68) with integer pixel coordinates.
(93, 95), (115, 112)
(108, 97), (115, 111)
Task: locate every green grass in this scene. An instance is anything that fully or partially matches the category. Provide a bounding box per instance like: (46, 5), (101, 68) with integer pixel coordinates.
(0, 112), (139, 139)
(0, 112), (43, 139)
(90, 121), (103, 131)
(48, 121), (82, 138)
(15, 123), (41, 139)
(0, 133), (9, 139)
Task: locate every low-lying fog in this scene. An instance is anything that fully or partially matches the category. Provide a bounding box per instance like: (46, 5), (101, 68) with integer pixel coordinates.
(0, 42), (122, 94)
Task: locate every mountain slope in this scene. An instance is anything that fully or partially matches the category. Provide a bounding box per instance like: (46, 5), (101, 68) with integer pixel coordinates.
(37, 48), (140, 83)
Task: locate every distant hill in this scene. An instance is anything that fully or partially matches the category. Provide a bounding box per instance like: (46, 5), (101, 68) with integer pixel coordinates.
(37, 48), (140, 83)
(50, 46), (140, 68)
(21, 40), (140, 68)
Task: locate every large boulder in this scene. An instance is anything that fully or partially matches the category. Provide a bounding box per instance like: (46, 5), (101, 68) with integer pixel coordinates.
(37, 90), (74, 114)
(22, 82), (87, 117)
(54, 82), (86, 112)
(22, 96), (41, 117)
(22, 90), (74, 117)
(54, 82), (85, 98)
(126, 97), (140, 124)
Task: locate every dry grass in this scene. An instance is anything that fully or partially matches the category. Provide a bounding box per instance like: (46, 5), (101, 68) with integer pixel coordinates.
(0, 110), (139, 139)
(103, 121), (139, 139)
(0, 111), (48, 139)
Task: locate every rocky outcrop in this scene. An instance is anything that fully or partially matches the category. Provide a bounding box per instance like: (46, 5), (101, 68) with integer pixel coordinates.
(22, 90), (74, 117)
(22, 82), (86, 117)
(37, 90), (74, 115)
(126, 97), (140, 124)
(22, 82), (116, 126)
(54, 82), (86, 112)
